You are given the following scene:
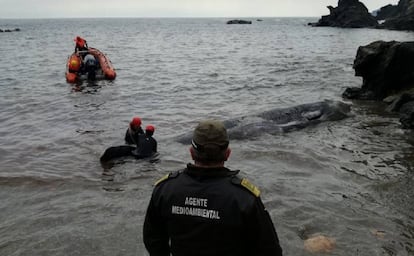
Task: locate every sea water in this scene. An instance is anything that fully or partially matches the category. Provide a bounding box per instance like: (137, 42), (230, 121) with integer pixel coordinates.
(1, 18), (414, 255)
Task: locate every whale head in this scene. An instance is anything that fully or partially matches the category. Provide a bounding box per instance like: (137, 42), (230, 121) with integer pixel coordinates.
(320, 100), (351, 121)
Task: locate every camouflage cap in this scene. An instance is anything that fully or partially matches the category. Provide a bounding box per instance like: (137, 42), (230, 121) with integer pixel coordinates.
(192, 120), (229, 151)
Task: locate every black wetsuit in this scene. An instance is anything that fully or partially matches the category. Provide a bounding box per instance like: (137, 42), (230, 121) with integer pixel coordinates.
(75, 45), (89, 59)
(134, 133), (157, 158)
(75, 41), (88, 54)
(124, 127), (144, 146)
(143, 164), (283, 256)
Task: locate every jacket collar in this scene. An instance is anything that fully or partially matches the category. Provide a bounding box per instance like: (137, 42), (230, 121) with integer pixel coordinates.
(185, 163), (239, 177)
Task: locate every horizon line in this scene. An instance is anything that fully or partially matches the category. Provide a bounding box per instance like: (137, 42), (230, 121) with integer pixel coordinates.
(0, 16), (321, 20)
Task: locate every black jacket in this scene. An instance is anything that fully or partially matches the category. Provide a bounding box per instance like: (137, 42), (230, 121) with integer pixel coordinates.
(135, 133), (157, 158)
(143, 164), (283, 256)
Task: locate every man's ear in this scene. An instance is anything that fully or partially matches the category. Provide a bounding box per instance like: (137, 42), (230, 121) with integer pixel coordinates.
(189, 146), (196, 160)
(224, 148), (231, 161)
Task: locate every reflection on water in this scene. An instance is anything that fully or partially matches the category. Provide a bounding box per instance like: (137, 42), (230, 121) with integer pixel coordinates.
(71, 82), (103, 93)
(100, 153), (161, 171)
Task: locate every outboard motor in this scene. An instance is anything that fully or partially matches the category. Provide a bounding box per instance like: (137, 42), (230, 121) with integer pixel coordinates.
(83, 54), (97, 80)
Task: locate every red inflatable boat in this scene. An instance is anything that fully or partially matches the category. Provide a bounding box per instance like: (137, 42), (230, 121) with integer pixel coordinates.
(65, 47), (116, 83)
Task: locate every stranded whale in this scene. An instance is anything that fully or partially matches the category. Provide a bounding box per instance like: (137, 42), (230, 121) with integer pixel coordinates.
(176, 100), (351, 143)
(101, 100), (351, 162)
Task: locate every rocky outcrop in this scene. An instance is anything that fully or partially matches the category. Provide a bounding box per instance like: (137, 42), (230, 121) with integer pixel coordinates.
(226, 19), (252, 24)
(343, 41), (414, 100)
(309, 0), (378, 28)
(343, 41), (414, 128)
(374, 4), (400, 20)
(386, 92), (414, 128)
(381, 15), (414, 30)
(378, 0), (414, 31)
(310, 0), (414, 31)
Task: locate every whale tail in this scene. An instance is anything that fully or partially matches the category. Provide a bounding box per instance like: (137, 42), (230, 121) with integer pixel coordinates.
(100, 145), (135, 162)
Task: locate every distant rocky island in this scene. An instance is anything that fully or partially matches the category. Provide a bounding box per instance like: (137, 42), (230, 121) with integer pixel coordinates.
(226, 19), (252, 24)
(308, 0), (377, 28)
(0, 28), (20, 32)
(309, 0), (414, 31)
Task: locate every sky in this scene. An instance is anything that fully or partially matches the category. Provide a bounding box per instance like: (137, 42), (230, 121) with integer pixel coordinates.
(0, 0), (399, 19)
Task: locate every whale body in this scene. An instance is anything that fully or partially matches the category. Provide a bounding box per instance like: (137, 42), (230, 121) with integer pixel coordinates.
(176, 100), (351, 143)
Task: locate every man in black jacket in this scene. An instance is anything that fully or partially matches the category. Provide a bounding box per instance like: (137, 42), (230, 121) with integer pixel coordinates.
(143, 119), (283, 256)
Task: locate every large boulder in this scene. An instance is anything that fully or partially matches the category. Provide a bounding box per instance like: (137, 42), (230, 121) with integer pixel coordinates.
(378, 0), (414, 31)
(343, 41), (414, 100)
(386, 92), (414, 128)
(309, 0), (378, 28)
(343, 41), (414, 128)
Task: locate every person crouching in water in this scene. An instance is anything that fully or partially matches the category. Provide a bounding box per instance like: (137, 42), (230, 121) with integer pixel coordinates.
(132, 125), (157, 158)
(125, 117), (144, 146)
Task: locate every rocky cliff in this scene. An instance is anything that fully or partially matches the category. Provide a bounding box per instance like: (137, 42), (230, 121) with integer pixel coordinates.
(343, 41), (414, 128)
(378, 0), (414, 31)
(309, 0), (378, 28)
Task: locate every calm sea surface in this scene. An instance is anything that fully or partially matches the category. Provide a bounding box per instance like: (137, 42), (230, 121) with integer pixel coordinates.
(1, 18), (414, 255)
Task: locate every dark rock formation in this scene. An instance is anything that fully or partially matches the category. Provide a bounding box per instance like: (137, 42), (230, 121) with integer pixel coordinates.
(386, 92), (414, 128)
(382, 15), (414, 30)
(343, 40), (414, 128)
(398, 100), (414, 128)
(309, 0), (378, 28)
(343, 41), (414, 100)
(374, 4), (399, 20)
(226, 19), (252, 24)
(0, 28), (20, 32)
(377, 0), (414, 31)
